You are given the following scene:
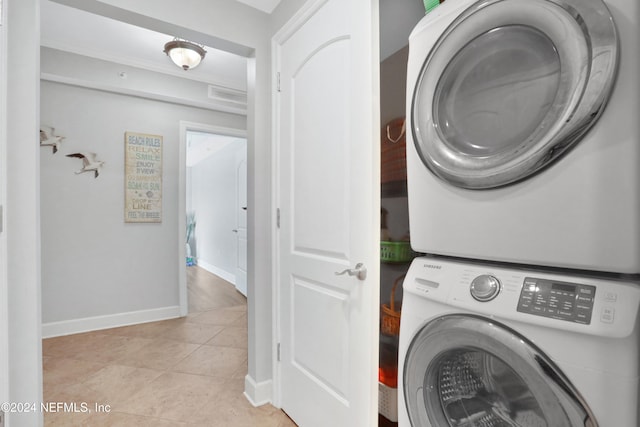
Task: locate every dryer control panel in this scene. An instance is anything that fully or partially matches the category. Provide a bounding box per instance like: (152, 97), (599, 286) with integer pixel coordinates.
(517, 278), (596, 324)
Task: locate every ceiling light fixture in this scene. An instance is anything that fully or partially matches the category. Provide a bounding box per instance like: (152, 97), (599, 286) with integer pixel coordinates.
(163, 39), (207, 71)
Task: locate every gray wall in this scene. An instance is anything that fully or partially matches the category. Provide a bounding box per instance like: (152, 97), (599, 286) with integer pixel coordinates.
(40, 57), (245, 328)
(380, 45), (410, 305)
(189, 139), (247, 280)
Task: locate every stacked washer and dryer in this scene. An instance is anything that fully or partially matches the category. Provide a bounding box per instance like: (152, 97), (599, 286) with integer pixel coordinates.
(399, 0), (640, 426)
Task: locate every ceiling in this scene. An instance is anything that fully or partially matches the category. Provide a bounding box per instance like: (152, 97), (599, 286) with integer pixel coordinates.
(234, 0), (282, 14)
(41, 0), (249, 91)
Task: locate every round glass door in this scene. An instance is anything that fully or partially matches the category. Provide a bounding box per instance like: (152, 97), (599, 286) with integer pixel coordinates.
(411, 0), (618, 189)
(403, 315), (597, 427)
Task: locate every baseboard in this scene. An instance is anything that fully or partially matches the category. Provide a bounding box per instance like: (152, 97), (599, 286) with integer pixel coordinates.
(197, 259), (236, 285)
(244, 375), (273, 407)
(41, 305), (182, 338)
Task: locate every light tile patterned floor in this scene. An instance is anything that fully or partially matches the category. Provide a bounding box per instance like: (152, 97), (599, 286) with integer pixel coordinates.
(42, 266), (296, 427)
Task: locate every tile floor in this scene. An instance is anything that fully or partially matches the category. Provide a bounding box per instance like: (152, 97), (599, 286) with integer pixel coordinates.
(42, 266), (297, 426)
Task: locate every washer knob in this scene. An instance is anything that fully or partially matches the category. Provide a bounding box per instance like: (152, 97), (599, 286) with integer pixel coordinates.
(470, 275), (501, 302)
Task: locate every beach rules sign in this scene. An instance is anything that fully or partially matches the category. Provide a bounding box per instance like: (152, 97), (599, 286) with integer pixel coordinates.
(125, 131), (163, 223)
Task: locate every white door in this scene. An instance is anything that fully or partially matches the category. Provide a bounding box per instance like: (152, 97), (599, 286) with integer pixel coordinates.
(274, 0), (379, 426)
(235, 157), (247, 296)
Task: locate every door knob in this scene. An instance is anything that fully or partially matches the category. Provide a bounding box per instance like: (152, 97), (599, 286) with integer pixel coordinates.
(335, 263), (367, 280)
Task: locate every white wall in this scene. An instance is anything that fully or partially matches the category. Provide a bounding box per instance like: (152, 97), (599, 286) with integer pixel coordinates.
(40, 69), (246, 332)
(190, 139), (247, 282)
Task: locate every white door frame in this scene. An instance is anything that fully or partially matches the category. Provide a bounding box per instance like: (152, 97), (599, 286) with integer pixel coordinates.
(178, 121), (247, 316)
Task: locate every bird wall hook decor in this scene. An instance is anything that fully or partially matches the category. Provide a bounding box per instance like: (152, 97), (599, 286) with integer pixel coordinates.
(40, 125), (65, 154)
(66, 152), (105, 178)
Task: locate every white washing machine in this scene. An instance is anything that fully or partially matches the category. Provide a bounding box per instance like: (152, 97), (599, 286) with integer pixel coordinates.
(406, 0), (640, 274)
(398, 257), (640, 426)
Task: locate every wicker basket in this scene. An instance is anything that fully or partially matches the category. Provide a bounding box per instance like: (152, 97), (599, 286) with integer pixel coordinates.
(381, 117), (407, 183)
(381, 274), (404, 337)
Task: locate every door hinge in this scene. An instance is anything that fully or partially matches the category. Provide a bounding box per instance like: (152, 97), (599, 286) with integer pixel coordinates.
(276, 208), (281, 228)
(277, 72), (281, 92)
(277, 342), (281, 362)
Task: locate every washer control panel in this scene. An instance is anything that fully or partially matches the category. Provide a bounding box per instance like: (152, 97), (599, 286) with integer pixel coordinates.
(517, 277), (596, 324)
(470, 275), (501, 302)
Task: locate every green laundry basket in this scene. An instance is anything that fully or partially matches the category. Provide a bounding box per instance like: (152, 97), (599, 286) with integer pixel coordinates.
(424, 0), (441, 13)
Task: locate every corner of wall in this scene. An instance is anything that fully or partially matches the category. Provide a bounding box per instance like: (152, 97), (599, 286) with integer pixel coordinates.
(244, 374), (273, 407)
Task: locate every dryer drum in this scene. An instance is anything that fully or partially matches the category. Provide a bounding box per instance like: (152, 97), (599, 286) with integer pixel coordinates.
(402, 315), (597, 426)
(410, 0), (619, 189)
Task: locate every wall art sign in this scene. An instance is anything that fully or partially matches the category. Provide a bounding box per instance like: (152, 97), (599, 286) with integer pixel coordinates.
(125, 132), (163, 223)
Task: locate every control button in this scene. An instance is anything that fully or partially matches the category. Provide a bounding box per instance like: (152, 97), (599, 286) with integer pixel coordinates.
(579, 288), (595, 296)
(576, 295), (593, 304)
(470, 275), (501, 302)
(601, 307), (615, 324)
(526, 283), (538, 293)
(604, 292), (617, 302)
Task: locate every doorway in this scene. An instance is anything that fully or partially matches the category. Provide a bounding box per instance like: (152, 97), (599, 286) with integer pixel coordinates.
(185, 128), (248, 297)
(179, 123), (248, 315)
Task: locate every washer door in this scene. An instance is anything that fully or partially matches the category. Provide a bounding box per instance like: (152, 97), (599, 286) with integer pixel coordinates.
(411, 0), (618, 189)
(403, 315), (597, 427)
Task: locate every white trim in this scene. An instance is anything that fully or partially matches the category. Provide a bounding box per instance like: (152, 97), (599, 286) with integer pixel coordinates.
(178, 121), (247, 316)
(41, 305), (182, 338)
(270, 32), (283, 409)
(41, 72), (248, 115)
(243, 375), (273, 407)
(196, 259), (237, 285)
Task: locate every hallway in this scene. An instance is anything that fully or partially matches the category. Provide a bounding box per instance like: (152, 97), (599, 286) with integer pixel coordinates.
(42, 266), (295, 426)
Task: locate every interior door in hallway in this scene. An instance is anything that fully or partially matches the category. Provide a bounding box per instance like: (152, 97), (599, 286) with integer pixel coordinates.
(274, 0), (380, 425)
(235, 157), (247, 296)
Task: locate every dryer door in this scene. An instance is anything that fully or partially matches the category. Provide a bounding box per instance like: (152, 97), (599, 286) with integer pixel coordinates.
(403, 315), (596, 427)
(411, 0), (618, 189)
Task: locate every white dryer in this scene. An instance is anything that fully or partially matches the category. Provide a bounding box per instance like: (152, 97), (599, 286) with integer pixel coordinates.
(405, 0), (640, 274)
(398, 257), (640, 427)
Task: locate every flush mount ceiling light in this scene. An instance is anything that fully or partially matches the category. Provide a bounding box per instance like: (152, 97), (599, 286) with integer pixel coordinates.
(163, 39), (207, 71)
